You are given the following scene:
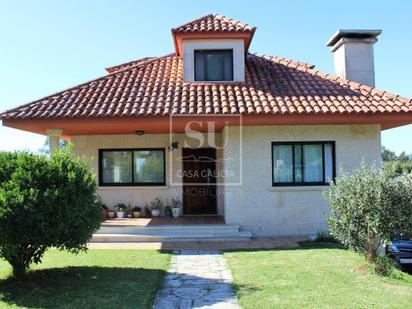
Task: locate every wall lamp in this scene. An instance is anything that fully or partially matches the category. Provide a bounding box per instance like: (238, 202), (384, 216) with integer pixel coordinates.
(168, 142), (179, 152)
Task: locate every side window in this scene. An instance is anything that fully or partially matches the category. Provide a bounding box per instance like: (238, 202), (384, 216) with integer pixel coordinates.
(272, 142), (335, 186)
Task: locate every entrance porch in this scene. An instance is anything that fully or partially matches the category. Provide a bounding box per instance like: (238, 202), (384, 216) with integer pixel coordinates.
(101, 216), (225, 226)
(92, 216), (252, 243)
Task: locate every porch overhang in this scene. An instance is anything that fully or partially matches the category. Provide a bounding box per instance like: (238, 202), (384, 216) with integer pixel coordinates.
(2, 112), (412, 137)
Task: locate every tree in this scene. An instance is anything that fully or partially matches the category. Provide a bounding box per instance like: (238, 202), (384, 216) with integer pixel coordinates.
(0, 148), (101, 278)
(381, 146), (397, 162)
(38, 137), (69, 155)
(324, 163), (412, 263)
(384, 160), (412, 177)
(397, 151), (410, 163)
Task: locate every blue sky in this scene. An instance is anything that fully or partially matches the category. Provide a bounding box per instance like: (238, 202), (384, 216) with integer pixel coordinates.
(0, 0), (411, 154)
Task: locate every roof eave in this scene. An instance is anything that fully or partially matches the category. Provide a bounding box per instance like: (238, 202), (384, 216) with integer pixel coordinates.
(3, 112), (412, 136)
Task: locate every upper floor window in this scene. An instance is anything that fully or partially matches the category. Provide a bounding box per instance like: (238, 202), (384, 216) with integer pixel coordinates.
(194, 49), (233, 82)
(272, 141), (336, 186)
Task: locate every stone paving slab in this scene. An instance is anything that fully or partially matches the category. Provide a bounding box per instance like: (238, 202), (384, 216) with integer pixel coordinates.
(153, 250), (241, 309)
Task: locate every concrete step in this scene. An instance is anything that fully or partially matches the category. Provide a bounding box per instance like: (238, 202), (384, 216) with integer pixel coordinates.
(93, 222), (252, 243)
(91, 230), (252, 243)
(97, 223), (242, 235)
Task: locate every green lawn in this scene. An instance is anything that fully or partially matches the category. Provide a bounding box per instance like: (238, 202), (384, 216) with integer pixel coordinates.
(0, 249), (170, 309)
(225, 243), (412, 309)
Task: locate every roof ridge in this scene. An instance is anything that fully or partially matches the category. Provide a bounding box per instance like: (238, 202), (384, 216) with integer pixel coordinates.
(171, 13), (214, 33)
(306, 66), (412, 105)
(105, 56), (155, 73)
(171, 13), (256, 33)
(249, 52), (412, 106)
(0, 53), (176, 119)
(106, 53), (175, 75)
(249, 52), (315, 70)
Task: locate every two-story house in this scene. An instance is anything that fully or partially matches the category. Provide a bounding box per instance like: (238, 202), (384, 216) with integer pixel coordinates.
(1, 14), (412, 238)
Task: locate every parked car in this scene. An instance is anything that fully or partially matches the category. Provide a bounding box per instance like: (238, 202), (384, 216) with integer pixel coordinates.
(385, 238), (412, 269)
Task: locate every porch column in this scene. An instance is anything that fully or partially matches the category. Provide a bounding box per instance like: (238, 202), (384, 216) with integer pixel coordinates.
(46, 129), (63, 153)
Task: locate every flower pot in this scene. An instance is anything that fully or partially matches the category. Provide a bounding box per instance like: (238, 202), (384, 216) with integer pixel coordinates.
(116, 211), (125, 219)
(151, 209), (160, 217)
(165, 207), (173, 217)
(107, 211), (115, 219)
(101, 209), (108, 220)
(133, 211), (141, 218)
(172, 208), (181, 218)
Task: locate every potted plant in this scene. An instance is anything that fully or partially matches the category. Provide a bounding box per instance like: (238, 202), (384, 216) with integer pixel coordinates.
(127, 205), (133, 218)
(171, 198), (182, 218)
(115, 203), (127, 218)
(100, 204), (108, 220)
(132, 207), (141, 218)
(164, 206), (172, 217)
(149, 198), (163, 217)
(95, 196), (108, 220)
(107, 209), (115, 219)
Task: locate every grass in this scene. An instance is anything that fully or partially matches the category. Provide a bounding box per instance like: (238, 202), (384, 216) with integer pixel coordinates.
(0, 249), (171, 309)
(225, 242), (412, 309)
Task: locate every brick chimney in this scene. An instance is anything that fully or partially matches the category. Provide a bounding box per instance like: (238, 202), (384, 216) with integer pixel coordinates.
(326, 29), (381, 87)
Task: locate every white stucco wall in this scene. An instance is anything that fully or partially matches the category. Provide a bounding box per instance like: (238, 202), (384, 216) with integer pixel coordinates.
(72, 124), (381, 236)
(222, 124), (382, 236)
(182, 39), (245, 82)
(71, 133), (225, 215)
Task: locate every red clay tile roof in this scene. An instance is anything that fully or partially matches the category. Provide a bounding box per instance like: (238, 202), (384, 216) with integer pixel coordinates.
(171, 14), (256, 34)
(1, 53), (411, 120)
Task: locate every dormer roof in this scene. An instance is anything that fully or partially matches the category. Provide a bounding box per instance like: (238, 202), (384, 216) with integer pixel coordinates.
(171, 13), (256, 34)
(171, 14), (256, 56)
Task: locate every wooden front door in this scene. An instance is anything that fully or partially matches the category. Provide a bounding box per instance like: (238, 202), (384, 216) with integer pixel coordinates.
(182, 148), (217, 215)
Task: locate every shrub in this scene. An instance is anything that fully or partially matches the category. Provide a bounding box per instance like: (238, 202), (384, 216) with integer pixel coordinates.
(315, 230), (338, 243)
(95, 195), (108, 210)
(384, 160), (412, 177)
(371, 255), (397, 276)
(324, 163), (412, 264)
(0, 149), (100, 278)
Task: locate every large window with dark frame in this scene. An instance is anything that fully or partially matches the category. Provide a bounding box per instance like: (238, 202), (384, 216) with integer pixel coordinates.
(272, 142), (335, 186)
(99, 148), (165, 186)
(194, 49), (234, 81)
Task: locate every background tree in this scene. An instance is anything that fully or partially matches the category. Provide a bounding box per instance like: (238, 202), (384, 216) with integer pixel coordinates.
(38, 137), (69, 155)
(397, 151), (410, 163)
(0, 148), (101, 278)
(324, 163), (412, 264)
(384, 160), (412, 177)
(382, 146), (412, 177)
(381, 146), (398, 162)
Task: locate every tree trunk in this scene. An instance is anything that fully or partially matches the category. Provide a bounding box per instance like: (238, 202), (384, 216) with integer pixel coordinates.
(366, 226), (379, 263)
(10, 260), (27, 280)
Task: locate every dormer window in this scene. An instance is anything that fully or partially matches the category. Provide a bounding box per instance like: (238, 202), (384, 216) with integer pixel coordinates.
(194, 49), (233, 82)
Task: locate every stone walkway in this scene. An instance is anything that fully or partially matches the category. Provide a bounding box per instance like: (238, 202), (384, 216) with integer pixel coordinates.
(153, 250), (241, 309)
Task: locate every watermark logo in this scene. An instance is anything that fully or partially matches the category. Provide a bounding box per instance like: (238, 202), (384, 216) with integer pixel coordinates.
(169, 114), (242, 186)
